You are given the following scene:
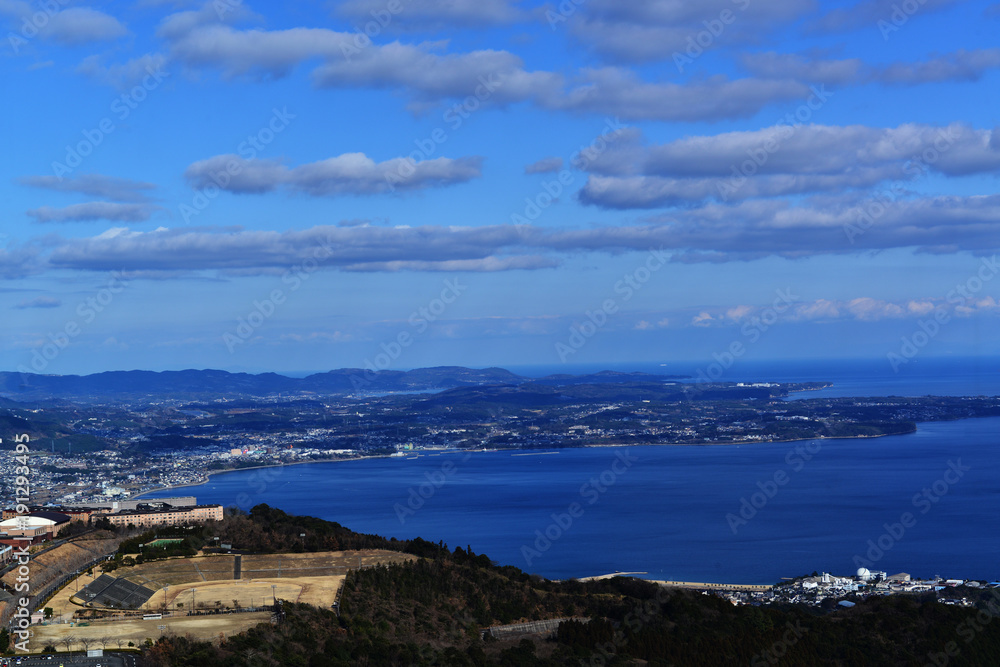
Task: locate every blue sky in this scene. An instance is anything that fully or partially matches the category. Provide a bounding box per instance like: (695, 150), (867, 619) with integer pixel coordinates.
(3, 0), (1000, 375)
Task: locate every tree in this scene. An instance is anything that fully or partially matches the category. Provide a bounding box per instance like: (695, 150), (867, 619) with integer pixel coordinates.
(43, 607), (53, 619)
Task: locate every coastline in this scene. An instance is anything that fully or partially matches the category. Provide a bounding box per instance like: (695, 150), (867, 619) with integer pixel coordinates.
(131, 455), (386, 499)
(133, 426), (918, 500)
(125, 416), (1000, 584)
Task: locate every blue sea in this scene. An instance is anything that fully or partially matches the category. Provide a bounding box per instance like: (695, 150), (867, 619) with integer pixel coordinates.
(146, 358), (1000, 584)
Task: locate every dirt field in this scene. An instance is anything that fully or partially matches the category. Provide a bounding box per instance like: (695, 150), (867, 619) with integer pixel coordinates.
(120, 554), (235, 588)
(30, 611), (273, 651)
(140, 575), (344, 611)
(114, 549), (414, 590)
(118, 555), (234, 588)
(240, 550), (415, 579)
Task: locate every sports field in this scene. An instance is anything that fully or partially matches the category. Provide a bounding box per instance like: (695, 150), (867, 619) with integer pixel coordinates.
(146, 575), (344, 611)
(46, 549), (416, 622)
(36, 548), (416, 649)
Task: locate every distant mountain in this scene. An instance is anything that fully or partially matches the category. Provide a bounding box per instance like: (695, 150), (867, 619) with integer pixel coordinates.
(0, 366), (688, 401)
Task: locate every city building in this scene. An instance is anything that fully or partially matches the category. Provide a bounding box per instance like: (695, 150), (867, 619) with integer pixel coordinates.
(104, 504), (224, 528)
(0, 511), (72, 541)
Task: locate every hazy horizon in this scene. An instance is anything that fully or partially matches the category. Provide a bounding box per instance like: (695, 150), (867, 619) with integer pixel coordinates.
(7, 354), (1000, 379)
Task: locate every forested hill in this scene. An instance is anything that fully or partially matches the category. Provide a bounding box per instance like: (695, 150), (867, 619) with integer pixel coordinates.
(0, 366), (689, 401)
(140, 506), (1000, 666)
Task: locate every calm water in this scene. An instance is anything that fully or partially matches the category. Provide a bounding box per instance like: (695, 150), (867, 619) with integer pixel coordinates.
(511, 356), (1000, 399)
(147, 360), (1000, 584)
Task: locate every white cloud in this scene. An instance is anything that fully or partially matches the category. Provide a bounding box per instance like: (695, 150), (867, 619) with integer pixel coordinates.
(742, 49), (1000, 86)
(335, 0), (526, 29)
(547, 67), (811, 122)
(19, 174), (156, 203)
(77, 53), (169, 89)
(571, 0), (816, 63)
(845, 297), (905, 321)
(725, 305), (754, 321)
(44, 225), (549, 274)
(578, 123), (1000, 208)
(27, 203), (157, 223)
(14, 296), (61, 309)
(809, 0), (960, 33)
(156, 18), (820, 121)
(184, 153), (485, 195)
(0, 3), (128, 45)
(692, 312), (715, 327)
(524, 157), (564, 174)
